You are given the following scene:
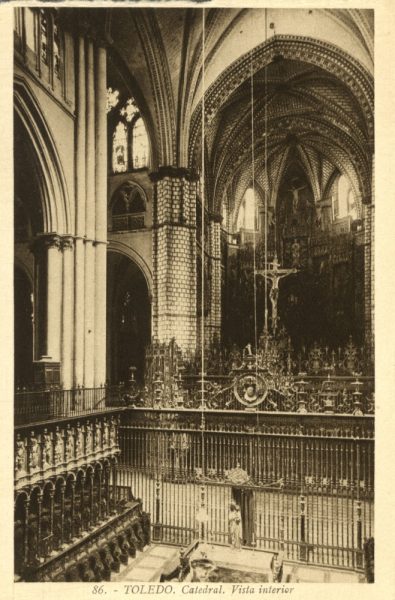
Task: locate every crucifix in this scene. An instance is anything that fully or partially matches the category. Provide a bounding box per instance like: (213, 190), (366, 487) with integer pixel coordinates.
(256, 255), (297, 335)
(288, 182), (307, 213)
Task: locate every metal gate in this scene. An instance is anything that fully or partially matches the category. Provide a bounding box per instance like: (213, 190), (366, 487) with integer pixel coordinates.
(117, 413), (374, 570)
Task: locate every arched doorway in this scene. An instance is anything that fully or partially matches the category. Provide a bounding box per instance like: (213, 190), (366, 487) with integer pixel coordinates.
(107, 251), (151, 384)
(14, 112), (45, 385)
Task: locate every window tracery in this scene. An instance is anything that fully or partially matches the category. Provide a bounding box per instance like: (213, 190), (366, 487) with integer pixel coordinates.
(110, 97), (149, 173)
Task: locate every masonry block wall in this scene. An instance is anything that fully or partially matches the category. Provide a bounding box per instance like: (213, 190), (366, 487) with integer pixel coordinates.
(206, 217), (222, 345)
(152, 170), (197, 351)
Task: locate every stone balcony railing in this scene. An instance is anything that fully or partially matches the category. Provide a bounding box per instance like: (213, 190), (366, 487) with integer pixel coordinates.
(15, 414), (121, 491)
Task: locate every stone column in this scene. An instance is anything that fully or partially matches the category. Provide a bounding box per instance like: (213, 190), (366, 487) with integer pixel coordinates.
(151, 167), (198, 352)
(84, 38), (96, 389)
(31, 234), (63, 370)
(36, 493), (43, 560)
(48, 489), (55, 555)
(74, 34), (86, 386)
(46, 236), (63, 363)
(70, 480), (76, 539)
(23, 498), (30, 566)
(94, 42), (108, 388)
(111, 458), (118, 514)
(59, 482), (65, 547)
(61, 237), (75, 389)
(97, 467), (103, 521)
(104, 465), (111, 517)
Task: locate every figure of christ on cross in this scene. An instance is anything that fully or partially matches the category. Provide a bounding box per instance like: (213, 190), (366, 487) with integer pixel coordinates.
(288, 181), (307, 213)
(256, 255), (297, 335)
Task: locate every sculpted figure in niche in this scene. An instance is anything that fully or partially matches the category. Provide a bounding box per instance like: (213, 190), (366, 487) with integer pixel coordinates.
(43, 429), (52, 467)
(15, 434), (25, 473)
(54, 427), (63, 463)
(29, 431), (39, 471)
(66, 426), (74, 461)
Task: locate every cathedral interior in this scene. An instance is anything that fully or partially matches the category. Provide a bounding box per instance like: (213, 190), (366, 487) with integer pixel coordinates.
(13, 7), (374, 584)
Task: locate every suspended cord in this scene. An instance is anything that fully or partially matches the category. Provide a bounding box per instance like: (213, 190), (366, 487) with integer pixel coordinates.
(250, 52), (259, 380)
(264, 8), (269, 334)
(200, 7), (206, 481)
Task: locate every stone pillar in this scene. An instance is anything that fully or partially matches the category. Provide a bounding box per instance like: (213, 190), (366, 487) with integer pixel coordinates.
(46, 237), (63, 363)
(23, 498), (30, 566)
(70, 480), (76, 539)
(97, 467), (103, 521)
(31, 234), (63, 373)
(48, 489), (55, 554)
(94, 42), (108, 388)
(61, 237), (75, 388)
(84, 38), (96, 389)
(74, 34), (86, 386)
(105, 465), (111, 517)
(59, 482), (65, 547)
(36, 493), (43, 560)
(206, 215), (222, 345)
(112, 458), (118, 514)
(151, 167), (198, 352)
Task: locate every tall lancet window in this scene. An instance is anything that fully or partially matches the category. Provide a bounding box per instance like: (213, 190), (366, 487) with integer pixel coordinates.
(112, 121), (128, 173)
(110, 96), (150, 173)
(53, 14), (61, 78)
(40, 9), (49, 65)
(132, 117), (149, 169)
(237, 187), (258, 230)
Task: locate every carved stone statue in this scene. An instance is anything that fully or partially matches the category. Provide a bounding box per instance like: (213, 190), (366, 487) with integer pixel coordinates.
(103, 420), (109, 447)
(54, 427), (63, 463)
(29, 432), (39, 471)
(109, 419), (117, 446)
(75, 425), (83, 458)
(42, 429), (52, 467)
(94, 422), (102, 449)
(15, 434), (26, 474)
(85, 423), (93, 455)
(66, 426), (74, 461)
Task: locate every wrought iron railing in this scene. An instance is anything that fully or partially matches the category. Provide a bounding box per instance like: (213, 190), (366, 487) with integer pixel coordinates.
(118, 409), (374, 570)
(14, 385), (126, 427)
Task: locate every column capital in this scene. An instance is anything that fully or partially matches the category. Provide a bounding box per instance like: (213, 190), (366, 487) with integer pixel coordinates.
(150, 166), (200, 183)
(30, 233), (62, 255)
(209, 212), (222, 224)
(61, 235), (75, 251)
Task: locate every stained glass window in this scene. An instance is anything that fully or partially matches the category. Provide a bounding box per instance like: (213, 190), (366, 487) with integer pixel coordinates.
(112, 122), (128, 173)
(40, 10), (48, 65)
(53, 15), (61, 77)
(132, 117), (149, 169)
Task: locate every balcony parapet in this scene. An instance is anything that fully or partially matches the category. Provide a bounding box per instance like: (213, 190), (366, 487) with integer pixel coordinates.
(15, 414), (120, 491)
